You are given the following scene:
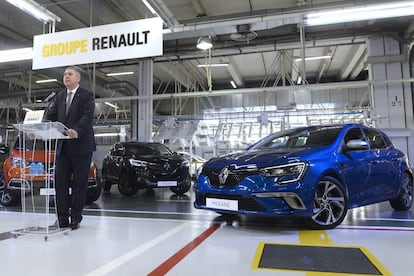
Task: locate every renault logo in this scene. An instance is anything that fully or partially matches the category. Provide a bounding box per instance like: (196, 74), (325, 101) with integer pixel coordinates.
(218, 167), (229, 185)
(163, 162), (170, 172)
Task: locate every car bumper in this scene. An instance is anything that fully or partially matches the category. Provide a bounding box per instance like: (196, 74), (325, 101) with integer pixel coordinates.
(193, 174), (315, 216)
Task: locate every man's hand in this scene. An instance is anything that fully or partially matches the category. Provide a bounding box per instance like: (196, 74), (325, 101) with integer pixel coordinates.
(64, 128), (78, 139)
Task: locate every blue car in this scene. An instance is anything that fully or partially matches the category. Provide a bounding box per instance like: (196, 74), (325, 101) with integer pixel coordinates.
(194, 124), (413, 229)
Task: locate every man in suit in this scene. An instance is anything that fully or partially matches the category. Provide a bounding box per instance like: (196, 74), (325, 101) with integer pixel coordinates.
(47, 66), (96, 230)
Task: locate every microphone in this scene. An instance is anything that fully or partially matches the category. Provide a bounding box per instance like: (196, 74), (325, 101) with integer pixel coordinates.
(43, 91), (56, 103)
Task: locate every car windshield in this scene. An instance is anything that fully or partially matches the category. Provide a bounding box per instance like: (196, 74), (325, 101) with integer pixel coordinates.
(14, 135), (56, 151)
(125, 143), (172, 156)
(249, 126), (342, 150)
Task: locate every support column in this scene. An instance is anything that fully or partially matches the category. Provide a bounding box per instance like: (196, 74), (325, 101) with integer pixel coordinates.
(131, 59), (153, 141)
(367, 36), (414, 164)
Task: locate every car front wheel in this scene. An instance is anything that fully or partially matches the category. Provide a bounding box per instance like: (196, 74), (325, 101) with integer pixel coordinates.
(390, 172), (413, 210)
(170, 176), (191, 195)
(101, 169), (112, 192)
(118, 170), (139, 196)
(87, 175), (102, 203)
(306, 176), (348, 230)
(0, 189), (20, 206)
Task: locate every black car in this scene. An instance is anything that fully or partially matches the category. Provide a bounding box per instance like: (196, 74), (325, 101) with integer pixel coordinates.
(102, 141), (191, 196)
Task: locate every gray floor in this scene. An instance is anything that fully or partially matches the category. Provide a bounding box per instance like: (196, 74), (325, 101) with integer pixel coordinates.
(1, 186), (413, 276)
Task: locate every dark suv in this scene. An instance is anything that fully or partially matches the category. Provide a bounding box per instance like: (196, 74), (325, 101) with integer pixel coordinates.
(102, 141), (191, 196)
(0, 135), (102, 206)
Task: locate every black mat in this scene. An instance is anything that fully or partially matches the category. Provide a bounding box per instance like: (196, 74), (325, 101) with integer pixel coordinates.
(258, 243), (382, 275)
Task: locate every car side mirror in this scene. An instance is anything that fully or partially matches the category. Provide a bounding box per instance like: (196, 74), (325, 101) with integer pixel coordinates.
(344, 139), (368, 151)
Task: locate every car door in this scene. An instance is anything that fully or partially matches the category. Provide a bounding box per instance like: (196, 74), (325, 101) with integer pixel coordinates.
(105, 143), (124, 182)
(338, 127), (373, 206)
(363, 128), (396, 198)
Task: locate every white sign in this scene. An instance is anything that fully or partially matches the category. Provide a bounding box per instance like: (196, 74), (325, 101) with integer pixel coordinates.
(33, 18), (163, 70)
(206, 198), (239, 211)
(157, 181), (178, 187)
(23, 110), (45, 124)
(40, 188), (56, 196)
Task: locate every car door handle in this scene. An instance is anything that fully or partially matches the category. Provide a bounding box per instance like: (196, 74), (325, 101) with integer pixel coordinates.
(339, 163), (347, 168)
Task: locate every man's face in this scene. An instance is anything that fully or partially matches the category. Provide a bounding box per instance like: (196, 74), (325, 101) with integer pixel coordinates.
(63, 68), (80, 90)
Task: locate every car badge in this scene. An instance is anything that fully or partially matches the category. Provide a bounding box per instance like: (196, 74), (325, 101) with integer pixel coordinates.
(218, 167), (229, 185)
(163, 162), (170, 171)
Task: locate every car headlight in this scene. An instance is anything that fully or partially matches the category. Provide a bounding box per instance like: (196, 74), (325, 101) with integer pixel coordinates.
(129, 159), (150, 167)
(260, 162), (306, 184)
(10, 157), (30, 168)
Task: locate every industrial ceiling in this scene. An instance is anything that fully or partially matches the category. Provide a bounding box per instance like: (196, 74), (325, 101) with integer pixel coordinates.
(0, 0), (413, 124)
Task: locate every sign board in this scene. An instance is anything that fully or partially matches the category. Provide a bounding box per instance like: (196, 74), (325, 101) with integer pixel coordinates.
(33, 17), (163, 70)
(23, 110), (45, 124)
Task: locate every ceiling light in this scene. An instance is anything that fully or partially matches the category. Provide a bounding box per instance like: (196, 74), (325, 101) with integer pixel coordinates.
(35, 78), (57, 83)
(6, 0), (61, 23)
(94, 133), (120, 137)
(305, 1), (414, 26)
(196, 37), (213, 50)
(295, 55), (332, 62)
(106, 71), (134, 77)
(230, 81), (237, 89)
(141, 0), (157, 15)
(104, 102), (118, 109)
(0, 47), (33, 63)
(197, 63), (228, 68)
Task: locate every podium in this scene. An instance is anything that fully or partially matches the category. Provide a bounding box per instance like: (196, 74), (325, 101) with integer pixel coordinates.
(11, 121), (71, 241)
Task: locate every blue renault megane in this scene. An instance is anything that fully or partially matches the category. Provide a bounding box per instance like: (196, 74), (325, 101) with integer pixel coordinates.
(194, 124), (413, 229)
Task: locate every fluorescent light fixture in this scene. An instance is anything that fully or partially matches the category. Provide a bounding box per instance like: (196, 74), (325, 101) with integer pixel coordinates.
(295, 55), (332, 62)
(104, 102), (118, 109)
(35, 78), (57, 84)
(0, 47), (33, 63)
(106, 71), (134, 77)
(305, 1), (414, 26)
(197, 63), (228, 68)
(95, 133), (120, 137)
(196, 37), (213, 50)
(141, 0), (157, 15)
(6, 0), (61, 23)
(230, 80), (237, 88)
(22, 107), (32, 112)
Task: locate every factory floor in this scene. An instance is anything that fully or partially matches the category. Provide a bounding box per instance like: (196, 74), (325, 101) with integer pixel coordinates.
(0, 186), (413, 276)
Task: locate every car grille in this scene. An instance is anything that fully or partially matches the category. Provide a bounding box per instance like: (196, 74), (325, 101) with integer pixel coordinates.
(202, 168), (257, 188)
(195, 193), (265, 211)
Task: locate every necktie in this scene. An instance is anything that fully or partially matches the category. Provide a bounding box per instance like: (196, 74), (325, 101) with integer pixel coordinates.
(66, 92), (73, 115)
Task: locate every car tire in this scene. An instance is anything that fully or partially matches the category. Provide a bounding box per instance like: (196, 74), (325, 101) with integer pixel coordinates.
(306, 176), (348, 230)
(170, 176), (191, 195)
(0, 189), (20, 206)
(118, 170), (138, 196)
(87, 174), (102, 203)
(101, 170), (112, 192)
(390, 172), (413, 211)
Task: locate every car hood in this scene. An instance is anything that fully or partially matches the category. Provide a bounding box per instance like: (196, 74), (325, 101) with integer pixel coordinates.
(204, 147), (328, 169)
(129, 154), (184, 163)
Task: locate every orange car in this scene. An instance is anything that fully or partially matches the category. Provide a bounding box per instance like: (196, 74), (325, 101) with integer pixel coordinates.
(0, 135), (101, 206)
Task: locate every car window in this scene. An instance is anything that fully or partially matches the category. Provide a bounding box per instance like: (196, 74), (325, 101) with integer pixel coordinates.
(343, 128), (365, 144)
(250, 126), (341, 150)
(153, 144), (173, 155)
(363, 128), (387, 149)
(126, 145), (153, 156)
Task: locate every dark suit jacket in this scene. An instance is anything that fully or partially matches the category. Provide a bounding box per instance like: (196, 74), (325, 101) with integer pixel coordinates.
(46, 87), (96, 156)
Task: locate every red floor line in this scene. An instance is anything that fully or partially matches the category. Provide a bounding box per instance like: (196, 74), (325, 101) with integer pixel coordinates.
(147, 223), (221, 276)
